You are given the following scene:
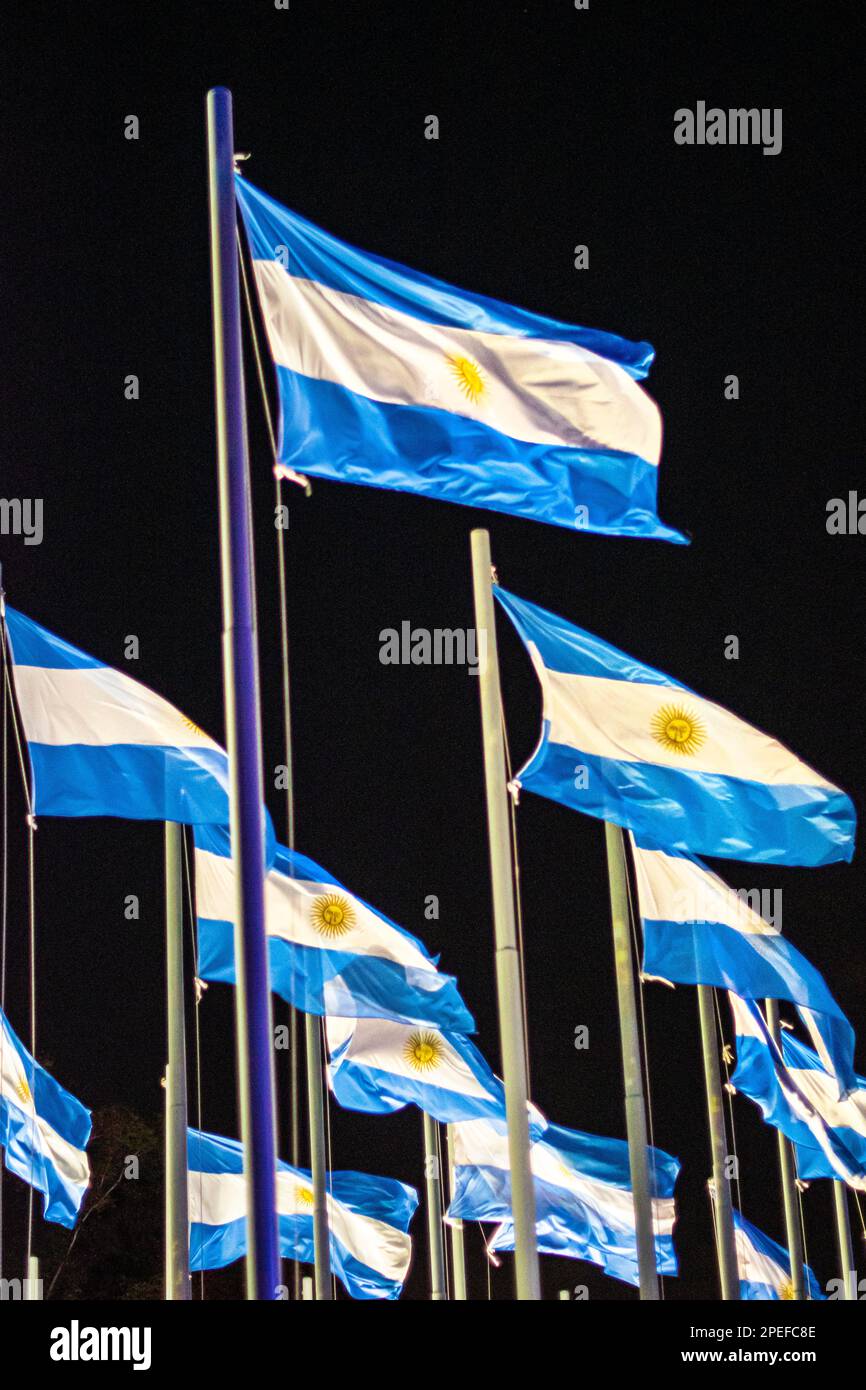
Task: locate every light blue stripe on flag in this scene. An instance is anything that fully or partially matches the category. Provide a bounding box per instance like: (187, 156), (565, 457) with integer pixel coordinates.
(235, 176), (685, 544)
(495, 587), (856, 866)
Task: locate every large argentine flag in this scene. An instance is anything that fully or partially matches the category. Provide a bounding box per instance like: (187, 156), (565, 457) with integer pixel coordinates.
(448, 1117), (679, 1287)
(188, 1129), (417, 1299)
(326, 1016), (506, 1123)
(729, 995), (866, 1188)
(733, 1209), (824, 1301)
(495, 587), (855, 866)
(5, 607), (233, 826)
(0, 1008), (91, 1227)
(194, 824), (474, 1033)
(632, 833), (856, 1094)
(235, 176), (684, 544)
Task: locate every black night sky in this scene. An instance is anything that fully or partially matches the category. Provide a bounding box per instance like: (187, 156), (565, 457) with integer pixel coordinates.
(2, 1), (863, 1304)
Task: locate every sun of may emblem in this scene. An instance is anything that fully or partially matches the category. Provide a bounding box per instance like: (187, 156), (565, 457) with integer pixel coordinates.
(294, 1185), (315, 1211)
(15, 1074), (32, 1106)
(651, 703), (706, 757)
(447, 352), (486, 404)
(309, 892), (356, 939)
(181, 714), (206, 738)
(778, 1278), (795, 1300)
(403, 1030), (442, 1073)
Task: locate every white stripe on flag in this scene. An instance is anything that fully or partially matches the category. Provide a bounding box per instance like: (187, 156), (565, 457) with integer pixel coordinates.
(11, 665), (220, 750)
(631, 840), (778, 934)
(326, 1017), (497, 1101)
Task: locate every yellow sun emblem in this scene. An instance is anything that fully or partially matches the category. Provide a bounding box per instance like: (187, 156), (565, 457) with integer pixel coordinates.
(294, 1185), (315, 1211)
(309, 893), (356, 939)
(651, 703), (706, 757)
(403, 1030), (442, 1073)
(447, 353), (486, 404)
(778, 1278), (795, 1300)
(14, 1075), (32, 1106)
(181, 715), (206, 738)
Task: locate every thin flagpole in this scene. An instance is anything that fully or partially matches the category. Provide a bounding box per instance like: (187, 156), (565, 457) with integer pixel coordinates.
(446, 1123), (467, 1300)
(696, 984), (739, 1299)
(833, 1180), (856, 1300)
(206, 85), (279, 1300)
(164, 822), (191, 1300)
(305, 1014), (332, 1298)
(469, 529), (540, 1301)
(764, 998), (806, 1299)
(605, 823), (659, 1300)
(423, 1111), (447, 1300)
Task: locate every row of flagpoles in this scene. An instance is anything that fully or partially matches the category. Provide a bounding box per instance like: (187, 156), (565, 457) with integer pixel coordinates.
(0, 84), (863, 1303)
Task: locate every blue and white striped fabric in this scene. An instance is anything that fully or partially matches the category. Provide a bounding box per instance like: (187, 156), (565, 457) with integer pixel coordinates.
(0, 1007), (91, 1227)
(729, 994), (866, 1188)
(326, 1016), (506, 1123)
(5, 607), (233, 826)
(733, 1209), (824, 1300)
(787, 1041), (866, 1184)
(235, 176), (684, 544)
(194, 824), (474, 1033)
(188, 1129), (417, 1300)
(632, 833), (856, 1094)
(448, 1117), (679, 1287)
(495, 587), (856, 866)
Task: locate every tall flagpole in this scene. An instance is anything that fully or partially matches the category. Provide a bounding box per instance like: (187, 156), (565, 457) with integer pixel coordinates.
(833, 1180), (856, 1301)
(206, 85), (279, 1300)
(164, 821), (191, 1300)
(696, 984), (739, 1299)
(605, 823), (659, 1300)
(305, 1015), (332, 1298)
(423, 1112), (447, 1300)
(764, 999), (805, 1299)
(446, 1123), (467, 1300)
(470, 529), (540, 1301)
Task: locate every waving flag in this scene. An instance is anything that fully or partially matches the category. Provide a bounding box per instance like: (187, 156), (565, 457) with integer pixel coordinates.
(632, 832), (856, 1094)
(327, 1015), (506, 1123)
(729, 995), (866, 1188)
(495, 587), (855, 866)
(188, 1129), (417, 1300)
(733, 1209), (824, 1301)
(194, 824), (474, 1033)
(235, 176), (684, 544)
(4, 607), (235, 827)
(0, 1007), (91, 1227)
(789, 1043), (866, 1183)
(448, 1116), (679, 1287)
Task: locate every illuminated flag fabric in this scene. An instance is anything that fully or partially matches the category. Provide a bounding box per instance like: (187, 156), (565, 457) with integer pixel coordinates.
(188, 1129), (417, 1300)
(632, 832), (856, 1094)
(790, 1041), (866, 1183)
(448, 1116), (679, 1287)
(326, 1015), (506, 1123)
(0, 1007), (91, 1227)
(733, 1209), (824, 1301)
(194, 824), (474, 1033)
(235, 176), (684, 544)
(495, 587), (855, 867)
(729, 995), (866, 1188)
(5, 607), (233, 827)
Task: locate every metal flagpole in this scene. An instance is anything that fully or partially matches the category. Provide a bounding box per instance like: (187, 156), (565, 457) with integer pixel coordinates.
(764, 998), (805, 1299)
(423, 1111), (447, 1300)
(164, 822), (191, 1300)
(469, 529), (540, 1301)
(446, 1123), (467, 1300)
(206, 85), (279, 1300)
(833, 1180), (856, 1301)
(696, 984), (739, 1299)
(605, 823), (659, 1300)
(305, 1015), (332, 1298)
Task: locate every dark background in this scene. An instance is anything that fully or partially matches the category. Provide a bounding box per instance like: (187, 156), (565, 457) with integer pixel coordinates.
(1, 0), (863, 1301)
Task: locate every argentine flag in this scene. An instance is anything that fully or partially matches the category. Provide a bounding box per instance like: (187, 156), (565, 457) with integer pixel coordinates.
(632, 832), (856, 1094)
(448, 1117), (679, 1287)
(326, 1016), (506, 1123)
(188, 1129), (417, 1300)
(733, 1209), (824, 1300)
(194, 824), (474, 1033)
(235, 176), (684, 544)
(495, 587), (855, 867)
(730, 995), (866, 1188)
(0, 1007), (91, 1227)
(5, 607), (234, 827)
